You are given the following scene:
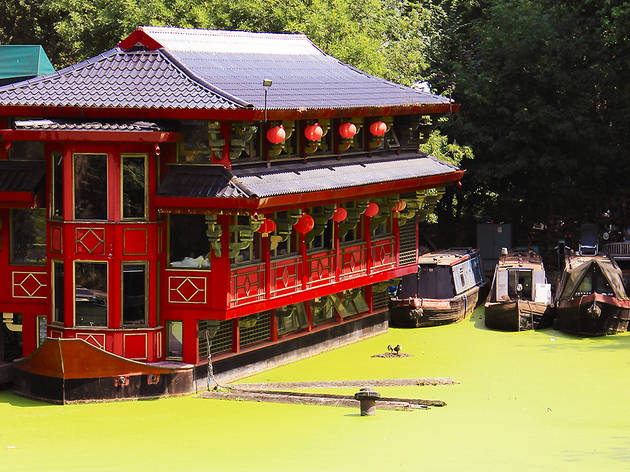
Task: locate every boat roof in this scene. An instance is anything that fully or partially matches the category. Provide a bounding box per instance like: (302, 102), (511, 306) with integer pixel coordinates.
(495, 248), (544, 271)
(558, 254), (628, 301)
(418, 247), (479, 267)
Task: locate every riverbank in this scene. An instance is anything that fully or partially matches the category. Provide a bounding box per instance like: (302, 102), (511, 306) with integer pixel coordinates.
(2, 307), (630, 471)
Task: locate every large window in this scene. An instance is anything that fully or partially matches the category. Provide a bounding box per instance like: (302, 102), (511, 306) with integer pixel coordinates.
(11, 209), (46, 265)
(75, 262), (108, 327)
(74, 153), (107, 220)
(330, 289), (369, 319)
(122, 263), (147, 326)
(121, 154), (147, 219)
(169, 214), (210, 269)
(507, 269), (532, 300)
(52, 151), (63, 218)
(53, 261), (64, 324)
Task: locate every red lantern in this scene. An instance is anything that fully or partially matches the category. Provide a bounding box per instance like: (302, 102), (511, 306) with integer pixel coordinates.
(256, 218), (276, 235)
(369, 121), (387, 137)
(339, 122), (357, 139)
(457, 180), (463, 188)
(391, 200), (406, 212)
(365, 202), (379, 218)
(293, 213), (314, 235)
(266, 125), (286, 144)
(304, 123), (323, 141)
(332, 207), (347, 223)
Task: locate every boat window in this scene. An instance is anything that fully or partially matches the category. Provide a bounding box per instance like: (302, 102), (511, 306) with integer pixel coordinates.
(416, 266), (455, 299)
(122, 263), (147, 326)
(74, 153), (108, 220)
(594, 270), (614, 296)
(10, 209), (46, 265)
(121, 154), (147, 220)
(75, 262), (108, 327)
(37, 315), (47, 347)
(166, 321), (183, 358)
(168, 214), (210, 269)
(508, 269), (532, 300)
(277, 303), (309, 336)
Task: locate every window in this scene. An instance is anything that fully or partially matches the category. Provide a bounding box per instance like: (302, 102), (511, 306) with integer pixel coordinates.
(167, 321), (183, 358)
(507, 269), (532, 300)
(330, 289), (369, 319)
(121, 154), (147, 219)
(232, 122), (261, 163)
(8, 141), (44, 160)
(371, 215), (392, 240)
(276, 304), (308, 336)
(168, 214), (211, 269)
(75, 262), (108, 327)
(232, 216), (262, 266)
(11, 209), (46, 265)
(122, 264), (147, 326)
(52, 151), (63, 218)
(311, 296), (335, 326)
(308, 220), (333, 252)
(270, 213), (299, 259)
(37, 315), (47, 347)
(53, 261), (64, 324)
(74, 153), (107, 220)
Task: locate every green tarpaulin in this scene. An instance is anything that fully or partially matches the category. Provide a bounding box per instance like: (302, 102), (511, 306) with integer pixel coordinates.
(0, 45), (55, 80)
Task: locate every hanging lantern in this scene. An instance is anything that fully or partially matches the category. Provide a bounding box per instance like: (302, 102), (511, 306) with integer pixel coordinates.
(256, 218), (276, 236)
(457, 180), (463, 188)
(369, 121), (387, 137)
(266, 125), (286, 144)
(304, 123), (324, 142)
(365, 202), (379, 218)
(293, 213), (315, 235)
(332, 207), (347, 223)
(339, 122), (357, 139)
(391, 200), (406, 212)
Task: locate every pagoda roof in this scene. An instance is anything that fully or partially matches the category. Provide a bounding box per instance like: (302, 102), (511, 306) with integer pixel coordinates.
(155, 151), (463, 212)
(0, 26), (456, 119)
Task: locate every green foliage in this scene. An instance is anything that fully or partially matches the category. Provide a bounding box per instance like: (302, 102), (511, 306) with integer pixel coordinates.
(420, 129), (473, 167)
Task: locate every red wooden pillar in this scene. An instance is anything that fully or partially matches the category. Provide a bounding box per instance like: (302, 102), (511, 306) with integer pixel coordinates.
(393, 215), (400, 266)
(182, 318), (198, 364)
(305, 302), (313, 332)
(263, 233), (271, 297)
(232, 318), (240, 353)
(334, 221), (341, 281)
(300, 230), (308, 289)
(21, 314), (36, 357)
(210, 215), (231, 310)
(270, 310), (278, 341)
(364, 214), (372, 275)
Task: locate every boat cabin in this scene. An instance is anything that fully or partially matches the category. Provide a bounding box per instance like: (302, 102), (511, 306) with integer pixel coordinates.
(398, 248), (483, 300)
(0, 27), (464, 399)
(488, 249), (550, 304)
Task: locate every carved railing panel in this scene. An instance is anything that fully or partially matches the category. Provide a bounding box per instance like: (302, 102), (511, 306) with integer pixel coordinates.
(307, 251), (335, 288)
(371, 238), (396, 272)
(230, 262), (265, 307)
(270, 257), (302, 297)
(340, 243), (368, 280)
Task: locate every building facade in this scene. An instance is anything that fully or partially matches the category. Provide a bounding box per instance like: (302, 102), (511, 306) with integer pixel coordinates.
(0, 27), (463, 401)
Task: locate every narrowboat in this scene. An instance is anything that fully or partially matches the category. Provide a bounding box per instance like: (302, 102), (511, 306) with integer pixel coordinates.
(389, 248), (484, 327)
(553, 254), (630, 336)
(484, 248), (553, 331)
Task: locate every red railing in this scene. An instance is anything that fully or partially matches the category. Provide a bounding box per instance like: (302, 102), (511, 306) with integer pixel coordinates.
(306, 250), (335, 288)
(371, 237), (396, 272)
(340, 243), (368, 280)
(270, 257), (302, 297)
(230, 262), (266, 307)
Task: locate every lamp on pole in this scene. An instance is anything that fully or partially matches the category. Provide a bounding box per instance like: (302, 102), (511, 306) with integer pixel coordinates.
(263, 78), (272, 122)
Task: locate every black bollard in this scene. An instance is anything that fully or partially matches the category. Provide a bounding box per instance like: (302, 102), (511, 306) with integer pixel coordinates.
(354, 387), (380, 416)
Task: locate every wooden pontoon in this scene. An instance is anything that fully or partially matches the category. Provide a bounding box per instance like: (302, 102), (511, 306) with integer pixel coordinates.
(554, 254), (630, 336)
(484, 248), (553, 331)
(390, 248), (484, 328)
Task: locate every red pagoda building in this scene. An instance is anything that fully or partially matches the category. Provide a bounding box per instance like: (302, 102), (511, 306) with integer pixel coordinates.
(0, 27), (463, 402)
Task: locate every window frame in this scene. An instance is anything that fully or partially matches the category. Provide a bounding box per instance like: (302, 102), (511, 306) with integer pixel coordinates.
(120, 153), (149, 220)
(121, 262), (149, 327)
(52, 260), (64, 325)
(74, 260), (109, 328)
(51, 151), (63, 220)
(72, 152), (109, 221)
(9, 208), (47, 266)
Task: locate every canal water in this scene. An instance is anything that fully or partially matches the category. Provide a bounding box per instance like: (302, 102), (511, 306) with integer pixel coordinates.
(2, 306), (630, 471)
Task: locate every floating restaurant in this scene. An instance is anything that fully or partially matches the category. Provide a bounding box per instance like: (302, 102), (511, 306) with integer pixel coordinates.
(0, 26), (463, 402)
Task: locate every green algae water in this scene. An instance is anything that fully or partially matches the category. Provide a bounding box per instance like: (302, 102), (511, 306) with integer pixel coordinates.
(2, 307), (630, 471)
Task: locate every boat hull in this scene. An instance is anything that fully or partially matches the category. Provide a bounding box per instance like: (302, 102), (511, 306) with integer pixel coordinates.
(390, 286), (480, 328)
(484, 300), (552, 331)
(553, 294), (630, 336)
